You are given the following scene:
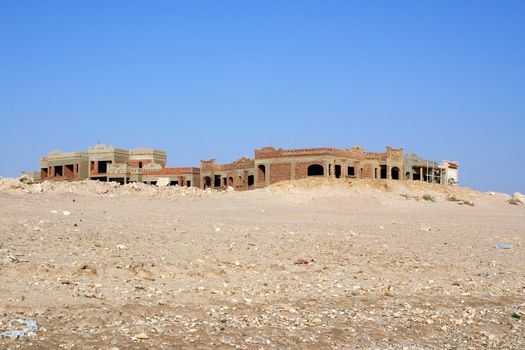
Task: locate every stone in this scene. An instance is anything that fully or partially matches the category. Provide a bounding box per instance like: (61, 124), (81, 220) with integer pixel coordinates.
(156, 178), (170, 187)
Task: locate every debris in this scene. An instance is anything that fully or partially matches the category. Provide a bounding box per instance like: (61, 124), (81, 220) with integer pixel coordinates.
(495, 244), (512, 249)
(156, 178), (170, 187)
(62, 211), (71, 216)
(134, 332), (149, 340)
(511, 313), (521, 319)
(18, 174), (34, 184)
(0, 319), (38, 340)
(294, 259), (313, 265)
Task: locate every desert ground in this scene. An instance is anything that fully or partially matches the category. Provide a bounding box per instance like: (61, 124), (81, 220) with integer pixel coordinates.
(0, 178), (524, 349)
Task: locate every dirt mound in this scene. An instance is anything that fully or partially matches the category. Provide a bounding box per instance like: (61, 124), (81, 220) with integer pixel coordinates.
(0, 178), (212, 198)
(268, 177), (512, 206)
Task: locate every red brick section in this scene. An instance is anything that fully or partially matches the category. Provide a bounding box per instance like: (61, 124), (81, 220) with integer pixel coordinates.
(201, 157), (254, 172)
(362, 164), (373, 178)
(270, 163), (291, 184)
(128, 160), (153, 168)
(295, 161), (323, 180)
(142, 167), (200, 176)
(41, 166), (78, 181)
(255, 146), (393, 161)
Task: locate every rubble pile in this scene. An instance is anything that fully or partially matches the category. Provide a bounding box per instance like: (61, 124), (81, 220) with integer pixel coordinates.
(0, 178), (214, 197)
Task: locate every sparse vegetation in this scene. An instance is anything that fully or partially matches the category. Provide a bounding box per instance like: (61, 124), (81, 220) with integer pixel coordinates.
(447, 195), (474, 206)
(507, 197), (522, 205)
(422, 194), (435, 202)
(458, 200), (475, 207)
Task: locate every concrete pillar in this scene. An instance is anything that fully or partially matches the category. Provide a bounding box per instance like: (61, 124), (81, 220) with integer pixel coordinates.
(291, 160), (296, 181)
(419, 167), (423, 182)
(266, 164), (270, 186)
(387, 165), (391, 180)
(323, 161), (329, 178)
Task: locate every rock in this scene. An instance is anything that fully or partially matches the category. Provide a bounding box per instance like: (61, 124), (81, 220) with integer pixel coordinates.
(513, 192), (525, 201)
(134, 333), (149, 340)
(62, 211), (71, 216)
(18, 174), (34, 184)
(156, 178), (170, 187)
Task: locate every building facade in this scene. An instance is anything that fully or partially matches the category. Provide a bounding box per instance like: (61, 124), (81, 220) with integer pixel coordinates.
(35, 144), (458, 189)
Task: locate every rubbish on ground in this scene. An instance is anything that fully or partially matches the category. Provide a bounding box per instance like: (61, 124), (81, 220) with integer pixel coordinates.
(0, 319), (38, 340)
(495, 243), (512, 249)
(294, 259), (313, 265)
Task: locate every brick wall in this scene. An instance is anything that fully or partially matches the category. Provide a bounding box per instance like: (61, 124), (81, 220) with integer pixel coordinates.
(270, 163), (291, 184)
(295, 161), (325, 179)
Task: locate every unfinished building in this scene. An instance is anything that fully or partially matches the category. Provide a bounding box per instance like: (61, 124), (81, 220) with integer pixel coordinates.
(35, 144), (458, 189)
(38, 144), (197, 187)
(200, 146), (458, 190)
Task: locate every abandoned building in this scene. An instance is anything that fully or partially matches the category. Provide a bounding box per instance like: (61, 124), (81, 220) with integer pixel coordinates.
(39, 144), (200, 187)
(35, 144), (458, 190)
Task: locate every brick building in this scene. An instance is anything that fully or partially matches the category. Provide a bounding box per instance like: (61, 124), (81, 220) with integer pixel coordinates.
(35, 144), (458, 189)
(39, 144), (199, 187)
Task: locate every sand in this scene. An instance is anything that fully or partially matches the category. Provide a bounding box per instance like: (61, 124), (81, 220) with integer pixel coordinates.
(0, 178), (524, 349)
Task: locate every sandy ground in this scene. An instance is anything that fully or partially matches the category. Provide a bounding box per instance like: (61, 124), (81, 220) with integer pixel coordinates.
(0, 178), (524, 349)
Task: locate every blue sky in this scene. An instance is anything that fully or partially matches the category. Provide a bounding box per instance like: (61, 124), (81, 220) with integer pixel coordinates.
(1, 1), (524, 193)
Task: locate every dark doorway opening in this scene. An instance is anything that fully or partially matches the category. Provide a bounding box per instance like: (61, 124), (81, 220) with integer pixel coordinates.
(203, 176), (212, 188)
(186, 181), (191, 187)
(335, 165), (341, 178)
(248, 175), (254, 187)
(170, 181), (178, 186)
(258, 165), (266, 182)
(391, 167), (400, 180)
(347, 166), (355, 177)
(307, 164), (324, 176)
(98, 161), (111, 173)
(380, 165), (387, 179)
(214, 175), (221, 187)
(54, 165), (63, 177)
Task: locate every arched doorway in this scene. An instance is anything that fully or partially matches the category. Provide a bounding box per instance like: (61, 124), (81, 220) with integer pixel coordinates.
(307, 164), (324, 176)
(203, 176), (211, 188)
(391, 167), (400, 180)
(257, 165), (266, 183)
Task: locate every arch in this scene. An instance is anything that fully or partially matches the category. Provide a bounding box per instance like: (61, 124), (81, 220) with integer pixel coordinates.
(257, 164), (266, 182)
(391, 167), (400, 180)
(307, 164), (324, 176)
(203, 176), (212, 188)
(228, 176), (234, 186)
(405, 172), (411, 180)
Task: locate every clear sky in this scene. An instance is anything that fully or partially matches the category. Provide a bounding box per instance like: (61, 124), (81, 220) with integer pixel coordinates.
(1, 1), (524, 194)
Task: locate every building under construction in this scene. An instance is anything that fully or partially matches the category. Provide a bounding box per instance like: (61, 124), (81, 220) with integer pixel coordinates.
(34, 144), (459, 190)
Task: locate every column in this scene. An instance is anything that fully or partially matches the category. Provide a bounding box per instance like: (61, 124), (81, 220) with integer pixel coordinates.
(266, 164), (270, 186)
